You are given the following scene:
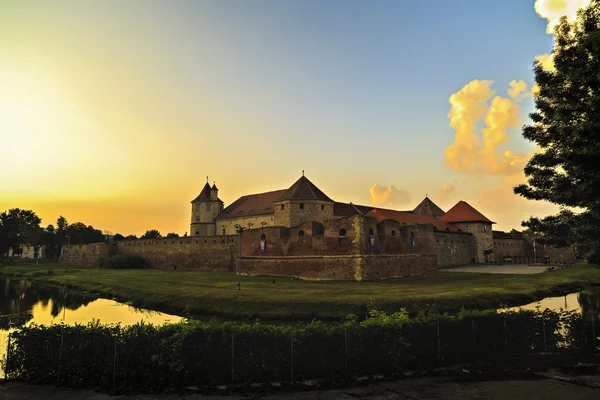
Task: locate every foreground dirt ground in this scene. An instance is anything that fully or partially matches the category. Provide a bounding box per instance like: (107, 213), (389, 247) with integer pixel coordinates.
(2, 375), (599, 400)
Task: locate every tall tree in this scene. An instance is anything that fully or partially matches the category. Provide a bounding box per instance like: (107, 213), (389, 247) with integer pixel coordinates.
(0, 209), (42, 261)
(64, 222), (105, 244)
(165, 233), (179, 238)
(515, 1), (600, 263)
(141, 230), (162, 239)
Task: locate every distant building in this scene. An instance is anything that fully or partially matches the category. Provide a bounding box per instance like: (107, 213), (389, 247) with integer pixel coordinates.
(61, 174), (574, 280)
(189, 174), (526, 264)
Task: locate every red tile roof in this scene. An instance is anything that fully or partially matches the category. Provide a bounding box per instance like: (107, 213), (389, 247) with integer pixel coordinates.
(439, 201), (495, 224)
(368, 208), (462, 232)
(218, 189), (287, 219)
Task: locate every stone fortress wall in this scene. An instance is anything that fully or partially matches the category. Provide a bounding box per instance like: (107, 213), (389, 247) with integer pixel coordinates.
(58, 175), (575, 280)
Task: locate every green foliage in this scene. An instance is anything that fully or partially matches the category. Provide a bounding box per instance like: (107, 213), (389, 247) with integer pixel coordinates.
(101, 254), (149, 270)
(65, 222), (105, 245)
(0, 208), (42, 261)
(140, 230), (162, 239)
(112, 233), (125, 241)
(4, 309), (597, 392)
(165, 233), (179, 238)
(515, 1), (600, 263)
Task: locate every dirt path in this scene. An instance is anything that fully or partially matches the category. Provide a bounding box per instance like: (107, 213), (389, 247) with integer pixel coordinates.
(2, 376), (599, 400)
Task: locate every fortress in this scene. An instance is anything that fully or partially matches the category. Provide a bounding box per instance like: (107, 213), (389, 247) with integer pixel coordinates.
(58, 174), (577, 280)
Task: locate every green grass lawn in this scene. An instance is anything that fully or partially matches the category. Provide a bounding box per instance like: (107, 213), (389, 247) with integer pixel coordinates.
(1, 262), (599, 321)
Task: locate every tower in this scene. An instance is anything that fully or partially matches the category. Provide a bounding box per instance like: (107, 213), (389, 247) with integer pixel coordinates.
(273, 174), (334, 228)
(190, 177), (224, 236)
(439, 201), (495, 263)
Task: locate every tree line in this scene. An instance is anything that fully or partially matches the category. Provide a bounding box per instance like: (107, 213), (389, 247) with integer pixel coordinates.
(0, 208), (182, 262)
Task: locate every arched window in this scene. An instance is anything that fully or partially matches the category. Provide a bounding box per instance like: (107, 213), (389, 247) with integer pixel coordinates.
(339, 229), (347, 237)
(261, 233), (266, 240)
(298, 230), (305, 237)
(391, 230), (397, 236)
(369, 228), (374, 235)
(222, 228), (226, 235)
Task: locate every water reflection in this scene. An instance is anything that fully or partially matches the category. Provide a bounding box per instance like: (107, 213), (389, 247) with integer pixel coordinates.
(1, 275), (183, 378)
(501, 286), (600, 317)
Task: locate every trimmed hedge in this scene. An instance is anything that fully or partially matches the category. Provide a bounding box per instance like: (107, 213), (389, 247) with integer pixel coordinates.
(3, 309), (598, 392)
(101, 254), (148, 269)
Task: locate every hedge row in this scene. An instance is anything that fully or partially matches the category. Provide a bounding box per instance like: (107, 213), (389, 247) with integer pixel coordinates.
(2, 309), (598, 392)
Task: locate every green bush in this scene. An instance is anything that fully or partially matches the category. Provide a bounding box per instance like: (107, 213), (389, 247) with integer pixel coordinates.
(101, 254), (148, 269)
(5, 309), (597, 393)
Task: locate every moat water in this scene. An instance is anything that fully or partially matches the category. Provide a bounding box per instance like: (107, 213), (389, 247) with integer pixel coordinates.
(0, 275), (183, 378)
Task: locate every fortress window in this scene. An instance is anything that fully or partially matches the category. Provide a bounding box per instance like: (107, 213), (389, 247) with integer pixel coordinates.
(391, 230), (397, 236)
(300, 203), (304, 209)
(195, 231), (199, 235)
(298, 230), (305, 237)
(196, 216), (200, 222)
(196, 204), (200, 211)
(261, 233), (266, 240)
(223, 228), (226, 235)
(281, 204), (285, 210)
(339, 228), (347, 237)
(369, 228), (374, 235)
(321, 204), (325, 210)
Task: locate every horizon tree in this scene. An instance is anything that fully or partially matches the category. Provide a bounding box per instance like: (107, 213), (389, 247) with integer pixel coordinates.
(140, 230), (162, 239)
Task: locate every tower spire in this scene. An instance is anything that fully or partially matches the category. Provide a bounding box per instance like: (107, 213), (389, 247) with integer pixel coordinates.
(206, 176), (208, 183)
(302, 169), (304, 176)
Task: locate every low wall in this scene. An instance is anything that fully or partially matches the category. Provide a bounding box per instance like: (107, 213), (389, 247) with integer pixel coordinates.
(359, 254), (438, 280)
(241, 255), (358, 280)
(116, 237), (238, 270)
(241, 253), (437, 281)
(59, 243), (109, 266)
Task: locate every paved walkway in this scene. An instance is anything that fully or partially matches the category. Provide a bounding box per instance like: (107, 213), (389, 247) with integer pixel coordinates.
(443, 265), (548, 274)
(1, 376), (599, 399)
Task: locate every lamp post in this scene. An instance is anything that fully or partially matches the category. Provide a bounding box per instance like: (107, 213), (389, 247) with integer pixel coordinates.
(235, 225), (244, 291)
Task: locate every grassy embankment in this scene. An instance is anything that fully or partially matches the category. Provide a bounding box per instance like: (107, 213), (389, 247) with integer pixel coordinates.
(1, 262), (599, 321)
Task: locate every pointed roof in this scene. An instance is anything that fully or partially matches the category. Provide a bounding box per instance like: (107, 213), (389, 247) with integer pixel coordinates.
(413, 196), (445, 218)
(439, 201), (495, 224)
(211, 182), (218, 190)
(191, 182), (223, 203)
(218, 189), (287, 219)
(274, 176), (333, 202)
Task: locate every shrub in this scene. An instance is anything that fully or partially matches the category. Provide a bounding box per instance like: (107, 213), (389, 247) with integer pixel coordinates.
(101, 254), (148, 269)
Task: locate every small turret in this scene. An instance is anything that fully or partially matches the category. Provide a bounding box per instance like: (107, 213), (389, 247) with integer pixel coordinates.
(211, 181), (219, 201)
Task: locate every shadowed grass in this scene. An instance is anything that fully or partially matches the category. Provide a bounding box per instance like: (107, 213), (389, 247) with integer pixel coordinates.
(1, 262), (599, 321)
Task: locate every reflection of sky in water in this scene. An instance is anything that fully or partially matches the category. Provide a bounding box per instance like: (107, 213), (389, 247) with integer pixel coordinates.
(503, 292), (582, 313)
(1, 297), (183, 378)
(24, 298), (183, 326)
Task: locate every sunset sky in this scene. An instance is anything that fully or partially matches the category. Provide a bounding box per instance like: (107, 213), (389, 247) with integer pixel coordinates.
(0, 0), (588, 235)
